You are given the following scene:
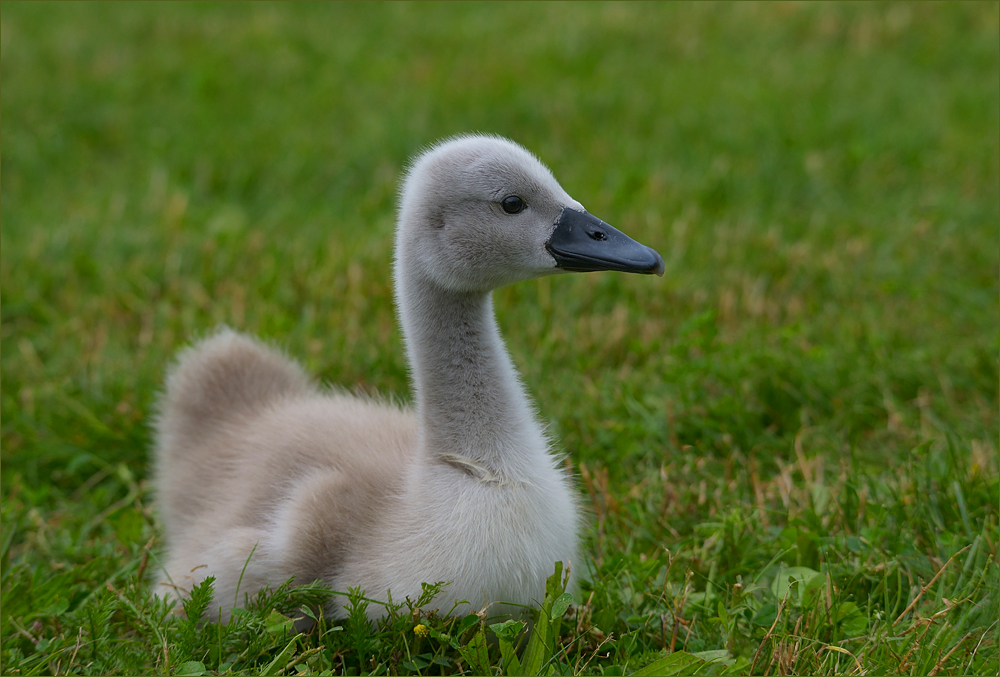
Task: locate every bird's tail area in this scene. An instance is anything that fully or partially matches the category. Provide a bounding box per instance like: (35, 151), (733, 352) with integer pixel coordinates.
(153, 327), (313, 462)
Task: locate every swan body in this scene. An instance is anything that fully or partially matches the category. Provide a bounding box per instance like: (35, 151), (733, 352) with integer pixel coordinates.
(152, 134), (664, 621)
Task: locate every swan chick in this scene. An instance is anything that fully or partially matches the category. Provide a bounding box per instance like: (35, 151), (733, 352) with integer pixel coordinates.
(152, 134), (664, 621)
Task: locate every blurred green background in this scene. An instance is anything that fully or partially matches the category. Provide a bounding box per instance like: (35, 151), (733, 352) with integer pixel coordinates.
(4, 2), (996, 476)
(1, 2), (998, 674)
(4, 1), (998, 481)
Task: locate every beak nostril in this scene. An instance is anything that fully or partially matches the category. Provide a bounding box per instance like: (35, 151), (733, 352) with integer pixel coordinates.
(548, 207), (663, 275)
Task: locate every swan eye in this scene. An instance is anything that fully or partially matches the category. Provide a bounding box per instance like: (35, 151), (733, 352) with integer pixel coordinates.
(501, 195), (526, 214)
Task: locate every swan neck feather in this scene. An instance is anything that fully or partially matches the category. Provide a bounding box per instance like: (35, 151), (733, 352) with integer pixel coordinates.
(396, 267), (546, 480)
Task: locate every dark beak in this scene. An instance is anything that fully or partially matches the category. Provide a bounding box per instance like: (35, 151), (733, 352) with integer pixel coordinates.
(545, 208), (665, 276)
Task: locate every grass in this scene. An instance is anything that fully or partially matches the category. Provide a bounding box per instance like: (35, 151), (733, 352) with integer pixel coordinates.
(1, 1), (998, 675)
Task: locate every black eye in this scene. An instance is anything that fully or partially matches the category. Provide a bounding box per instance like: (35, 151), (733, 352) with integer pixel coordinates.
(501, 195), (526, 214)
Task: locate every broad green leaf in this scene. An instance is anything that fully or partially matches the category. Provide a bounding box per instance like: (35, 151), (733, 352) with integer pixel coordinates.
(770, 565), (823, 606)
(550, 592), (573, 619)
(837, 602), (868, 635)
(266, 609), (295, 636)
(490, 619), (525, 674)
(490, 619), (526, 640)
(258, 636), (298, 676)
(522, 609), (551, 676)
(458, 629), (491, 676)
(632, 651), (705, 676)
(175, 661), (208, 676)
(457, 613), (481, 634)
(720, 657), (752, 675)
(751, 603), (777, 627)
(692, 649), (735, 666)
(402, 656), (429, 671)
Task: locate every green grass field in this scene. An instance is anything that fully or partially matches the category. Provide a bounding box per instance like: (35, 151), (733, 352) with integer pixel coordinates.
(2, 2), (998, 675)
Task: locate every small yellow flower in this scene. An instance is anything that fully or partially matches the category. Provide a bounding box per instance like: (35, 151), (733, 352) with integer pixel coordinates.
(413, 623), (430, 638)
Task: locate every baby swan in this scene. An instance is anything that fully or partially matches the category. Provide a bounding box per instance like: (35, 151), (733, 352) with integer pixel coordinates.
(152, 134), (664, 621)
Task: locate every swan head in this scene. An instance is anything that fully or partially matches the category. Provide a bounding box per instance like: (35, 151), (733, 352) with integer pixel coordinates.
(396, 134), (664, 294)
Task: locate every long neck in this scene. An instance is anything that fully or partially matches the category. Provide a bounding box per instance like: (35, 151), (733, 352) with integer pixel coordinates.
(396, 267), (546, 480)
